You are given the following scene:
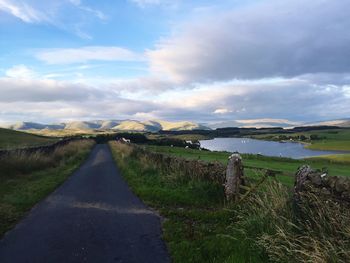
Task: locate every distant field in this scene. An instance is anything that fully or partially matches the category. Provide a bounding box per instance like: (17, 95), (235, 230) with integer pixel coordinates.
(252, 128), (350, 152)
(0, 128), (57, 149)
(145, 145), (350, 186)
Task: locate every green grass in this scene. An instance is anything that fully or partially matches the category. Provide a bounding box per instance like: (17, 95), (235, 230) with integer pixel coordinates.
(109, 142), (267, 263)
(306, 154), (350, 164)
(110, 142), (350, 263)
(252, 128), (350, 152)
(144, 145), (350, 187)
(0, 140), (94, 236)
(0, 128), (57, 149)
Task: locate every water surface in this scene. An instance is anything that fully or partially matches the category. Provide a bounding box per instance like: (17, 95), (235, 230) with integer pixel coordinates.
(199, 138), (343, 159)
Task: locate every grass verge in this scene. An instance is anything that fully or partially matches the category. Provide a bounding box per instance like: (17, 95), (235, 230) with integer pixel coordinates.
(109, 141), (350, 263)
(110, 142), (269, 262)
(0, 140), (95, 236)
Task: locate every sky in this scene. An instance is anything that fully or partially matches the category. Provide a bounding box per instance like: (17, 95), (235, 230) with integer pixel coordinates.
(0, 0), (349, 124)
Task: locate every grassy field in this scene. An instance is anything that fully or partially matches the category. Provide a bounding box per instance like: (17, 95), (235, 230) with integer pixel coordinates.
(0, 140), (94, 237)
(145, 145), (350, 187)
(0, 128), (58, 149)
(110, 142), (350, 263)
(252, 128), (350, 152)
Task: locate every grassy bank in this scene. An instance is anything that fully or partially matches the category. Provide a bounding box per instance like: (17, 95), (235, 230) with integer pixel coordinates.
(110, 142), (350, 262)
(0, 140), (94, 236)
(0, 128), (57, 149)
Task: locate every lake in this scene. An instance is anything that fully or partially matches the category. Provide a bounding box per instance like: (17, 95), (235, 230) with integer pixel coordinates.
(199, 138), (343, 159)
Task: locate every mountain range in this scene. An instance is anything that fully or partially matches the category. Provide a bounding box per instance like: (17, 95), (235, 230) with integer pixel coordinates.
(0, 120), (209, 132)
(1, 118), (349, 132)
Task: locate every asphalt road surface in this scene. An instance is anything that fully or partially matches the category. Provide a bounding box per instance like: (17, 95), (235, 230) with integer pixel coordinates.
(0, 144), (170, 263)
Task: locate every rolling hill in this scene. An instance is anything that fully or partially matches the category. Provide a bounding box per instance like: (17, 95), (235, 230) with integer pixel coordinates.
(0, 120), (210, 132)
(0, 128), (57, 149)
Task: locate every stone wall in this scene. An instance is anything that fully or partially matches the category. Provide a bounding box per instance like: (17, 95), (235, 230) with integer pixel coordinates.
(0, 138), (76, 158)
(295, 165), (350, 203)
(128, 143), (227, 185)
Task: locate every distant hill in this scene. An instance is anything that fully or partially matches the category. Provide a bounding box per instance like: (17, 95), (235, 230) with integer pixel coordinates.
(2, 118), (348, 133)
(3, 122), (65, 130)
(64, 121), (100, 130)
(111, 120), (209, 132)
(208, 118), (350, 129)
(0, 119), (210, 132)
(307, 118), (350, 128)
(0, 128), (57, 149)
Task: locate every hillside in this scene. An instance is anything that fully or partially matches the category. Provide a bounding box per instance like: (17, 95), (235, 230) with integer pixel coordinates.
(308, 119), (350, 127)
(0, 128), (57, 149)
(1, 120), (210, 132)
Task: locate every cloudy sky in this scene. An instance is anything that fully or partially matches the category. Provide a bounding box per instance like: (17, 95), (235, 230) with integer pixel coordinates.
(0, 0), (349, 124)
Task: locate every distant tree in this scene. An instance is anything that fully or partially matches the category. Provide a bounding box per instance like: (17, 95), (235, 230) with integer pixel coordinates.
(310, 134), (320, 140)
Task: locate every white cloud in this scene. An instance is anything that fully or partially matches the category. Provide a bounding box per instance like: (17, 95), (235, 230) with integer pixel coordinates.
(129, 0), (164, 7)
(0, 0), (47, 23)
(148, 0), (350, 83)
(0, 77), (104, 102)
(35, 46), (143, 64)
(213, 108), (232, 114)
(5, 65), (36, 78)
(236, 119), (301, 126)
(0, 74), (349, 123)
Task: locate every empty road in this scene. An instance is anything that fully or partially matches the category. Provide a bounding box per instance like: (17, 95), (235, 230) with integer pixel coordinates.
(0, 144), (170, 263)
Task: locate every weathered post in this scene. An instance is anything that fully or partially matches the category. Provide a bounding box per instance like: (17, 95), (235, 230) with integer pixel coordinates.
(225, 153), (244, 201)
(294, 165), (314, 203)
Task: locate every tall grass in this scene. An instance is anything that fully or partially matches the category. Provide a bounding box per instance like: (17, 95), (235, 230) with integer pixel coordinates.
(233, 182), (350, 263)
(0, 140), (94, 177)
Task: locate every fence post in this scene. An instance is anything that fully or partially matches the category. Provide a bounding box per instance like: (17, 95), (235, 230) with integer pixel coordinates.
(225, 153), (243, 201)
(294, 165), (313, 204)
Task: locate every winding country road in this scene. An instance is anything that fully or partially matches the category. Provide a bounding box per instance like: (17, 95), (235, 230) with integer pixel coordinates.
(0, 144), (170, 263)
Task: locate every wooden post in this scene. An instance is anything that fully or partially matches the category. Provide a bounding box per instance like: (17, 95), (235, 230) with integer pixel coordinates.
(294, 165), (313, 204)
(225, 153), (244, 201)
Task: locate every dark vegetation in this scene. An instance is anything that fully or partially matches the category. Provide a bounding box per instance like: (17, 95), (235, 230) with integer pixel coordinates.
(159, 125), (340, 138)
(92, 132), (200, 148)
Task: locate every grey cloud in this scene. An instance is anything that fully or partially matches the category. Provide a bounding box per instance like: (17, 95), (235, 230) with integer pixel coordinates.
(155, 78), (350, 122)
(148, 0), (350, 83)
(0, 78), (104, 102)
